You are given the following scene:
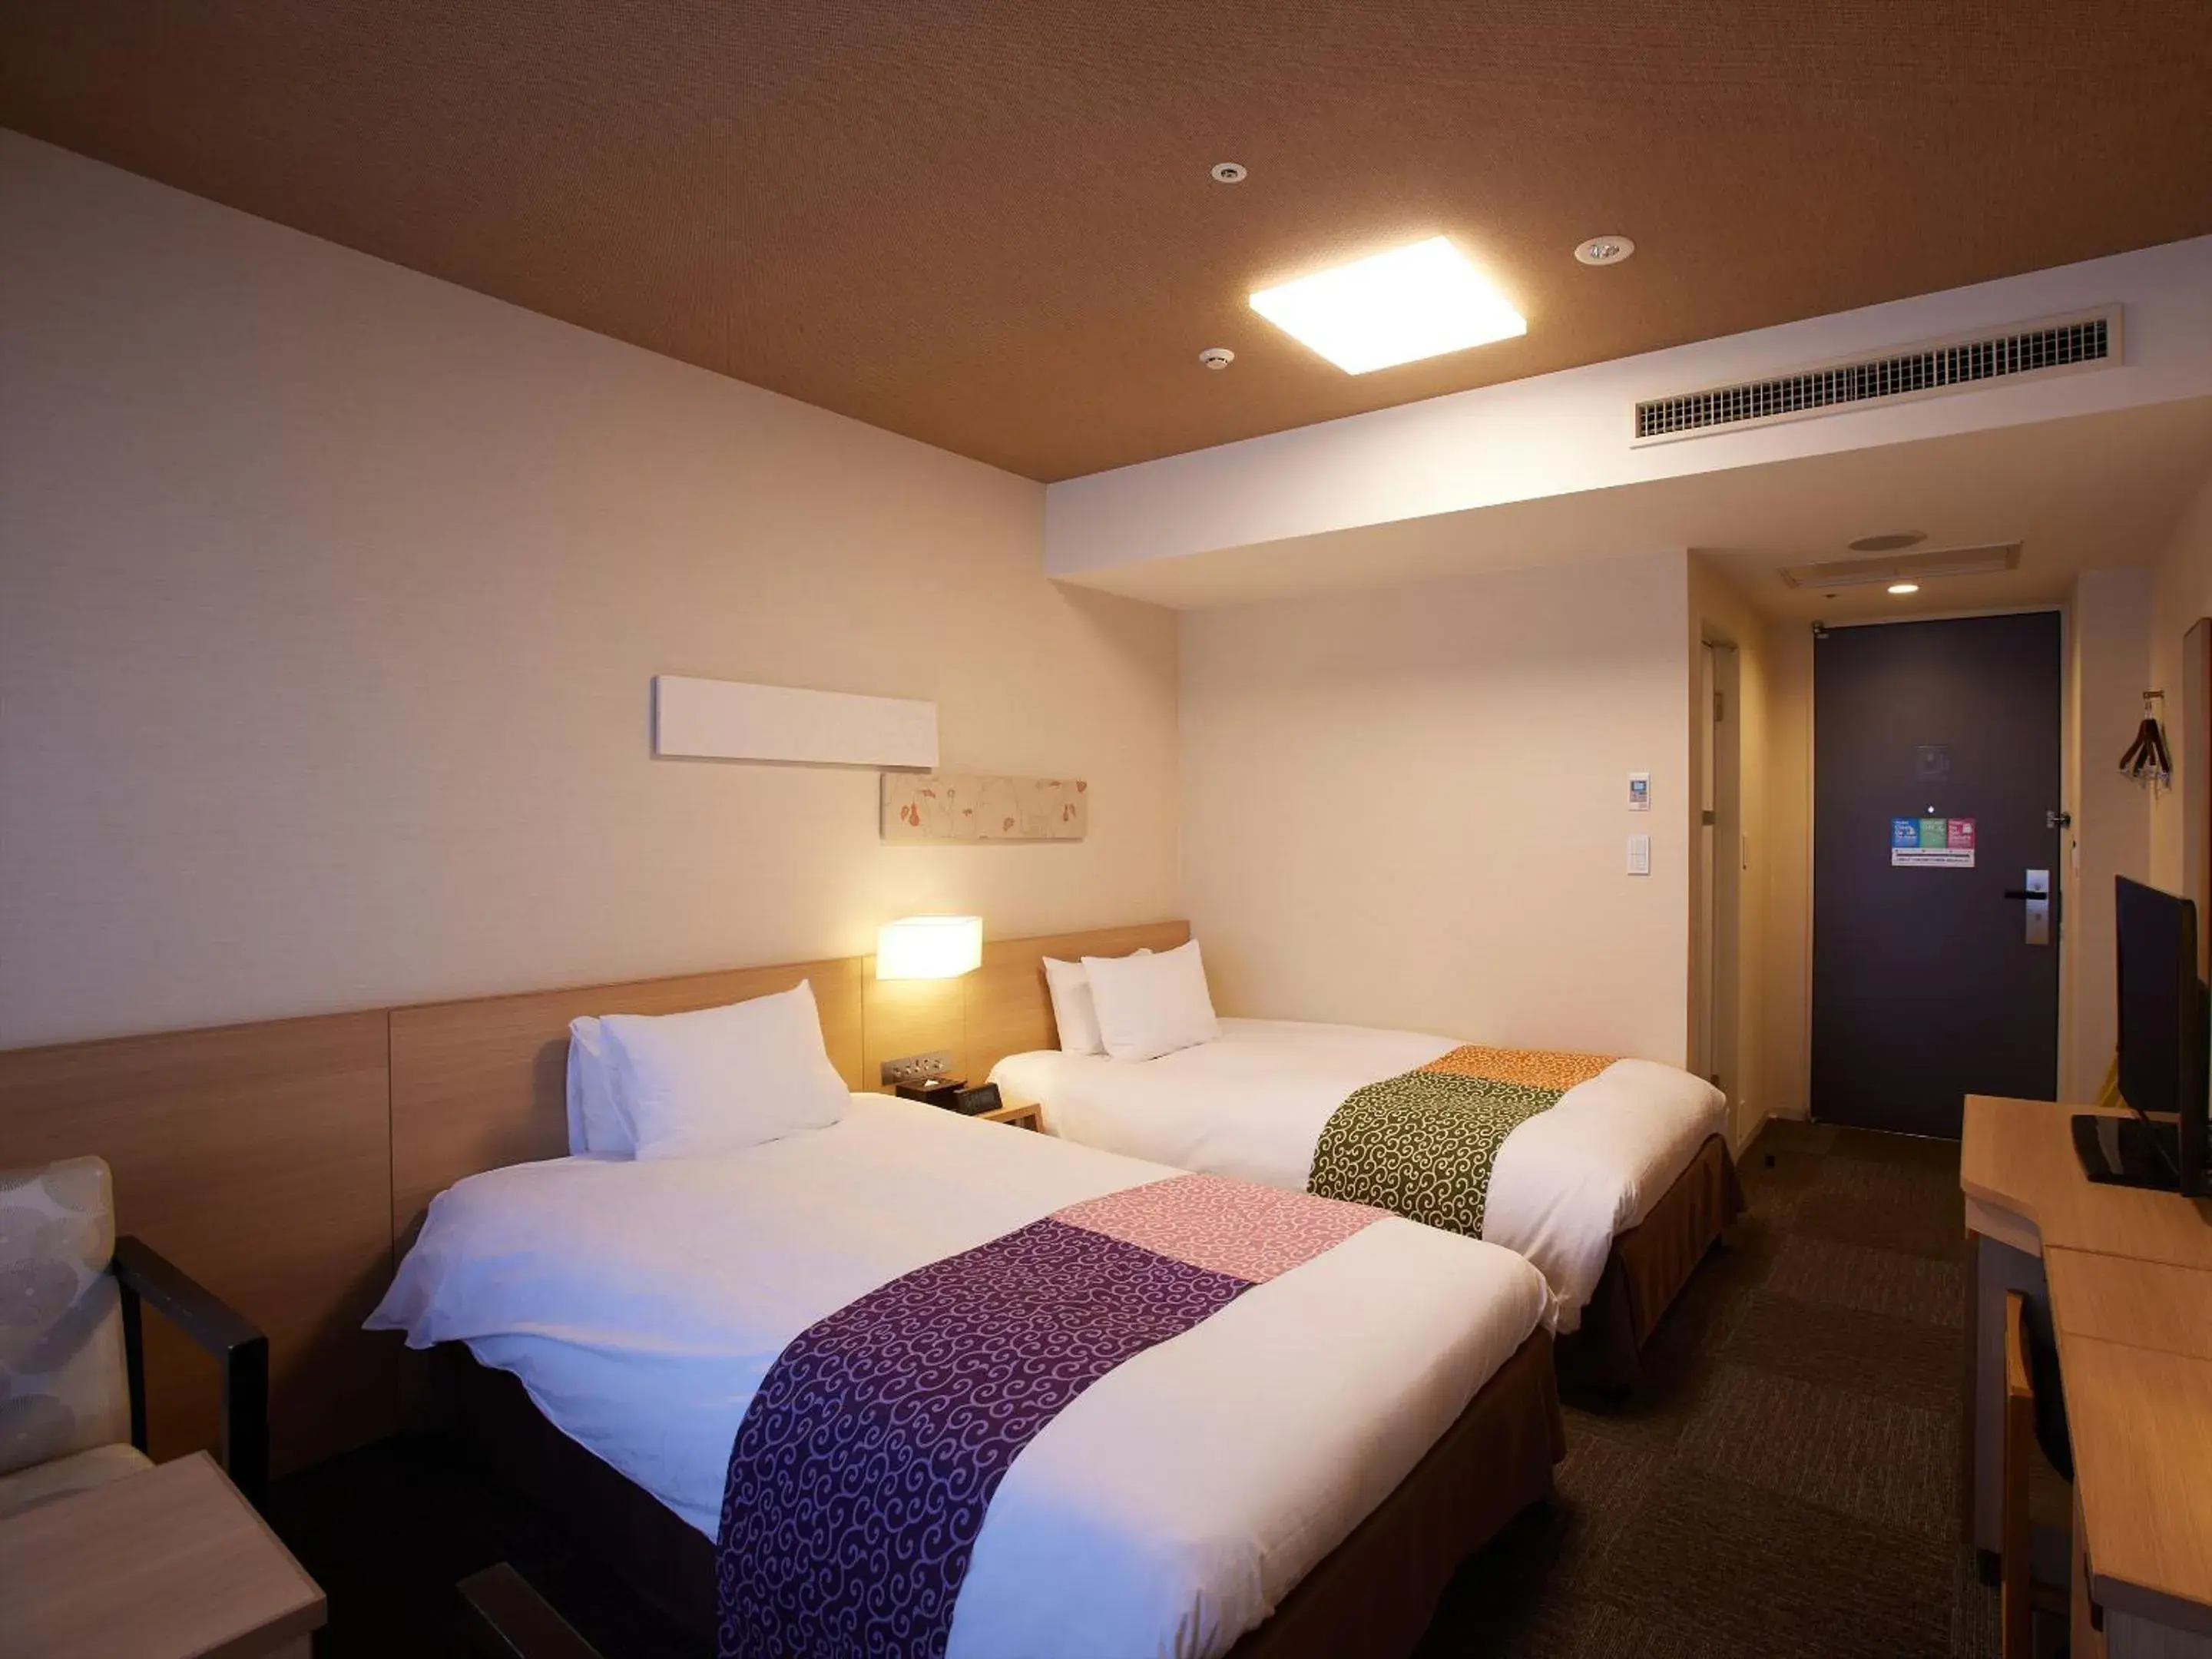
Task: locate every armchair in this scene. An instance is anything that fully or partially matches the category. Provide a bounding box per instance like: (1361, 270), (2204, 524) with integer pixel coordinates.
(0, 1155), (269, 1516)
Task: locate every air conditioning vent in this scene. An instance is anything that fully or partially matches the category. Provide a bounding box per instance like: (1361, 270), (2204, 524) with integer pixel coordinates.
(1634, 310), (2118, 444)
(1779, 542), (2021, 592)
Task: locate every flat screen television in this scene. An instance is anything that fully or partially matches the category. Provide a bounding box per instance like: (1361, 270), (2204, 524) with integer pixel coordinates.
(2075, 876), (2210, 1194)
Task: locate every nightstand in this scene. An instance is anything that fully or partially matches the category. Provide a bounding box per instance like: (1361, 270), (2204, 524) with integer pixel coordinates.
(0, 1450), (326, 1657)
(896, 1079), (1008, 1116)
(975, 1100), (1042, 1132)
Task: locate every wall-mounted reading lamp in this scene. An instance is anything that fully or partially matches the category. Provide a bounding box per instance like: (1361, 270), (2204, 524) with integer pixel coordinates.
(875, 916), (984, 981)
(874, 916), (986, 1104)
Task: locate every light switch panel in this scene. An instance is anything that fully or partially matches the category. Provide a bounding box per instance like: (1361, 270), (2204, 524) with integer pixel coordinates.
(1628, 833), (1651, 876)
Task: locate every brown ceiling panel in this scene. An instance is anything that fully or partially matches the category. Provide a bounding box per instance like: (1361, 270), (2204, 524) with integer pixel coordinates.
(4, 2), (2209, 480)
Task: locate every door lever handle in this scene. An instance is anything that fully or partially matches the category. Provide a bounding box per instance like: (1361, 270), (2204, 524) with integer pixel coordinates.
(2008, 869), (2053, 945)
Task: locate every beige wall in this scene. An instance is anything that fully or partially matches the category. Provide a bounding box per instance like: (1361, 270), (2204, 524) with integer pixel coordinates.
(1177, 551), (1694, 1064)
(0, 133), (1181, 1048)
(1759, 621), (1815, 1122)
(2065, 568), (2154, 1101)
(2150, 467), (2212, 899)
(1689, 558), (1786, 1145)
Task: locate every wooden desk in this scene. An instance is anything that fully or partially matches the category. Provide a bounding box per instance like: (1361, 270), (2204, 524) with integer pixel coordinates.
(1962, 1095), (2212, 1267)
(2058, 1333), (2212, 1629)
(2045, 1248), (2212, 1359)
(1962, 1096), (2212, 1656)
(0, 1451), (326, 1658)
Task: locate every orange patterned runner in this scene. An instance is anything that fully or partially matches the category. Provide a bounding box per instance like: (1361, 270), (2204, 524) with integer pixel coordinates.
(1419, 1045), (1616, 1091)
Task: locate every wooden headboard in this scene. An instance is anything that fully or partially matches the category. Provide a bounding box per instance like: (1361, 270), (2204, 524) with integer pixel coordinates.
(965, 919), (1190, 1079)
(388, 919), (1190, 1240)
(389, 956), (866, 1245)
(0, 919), (1188, 1473)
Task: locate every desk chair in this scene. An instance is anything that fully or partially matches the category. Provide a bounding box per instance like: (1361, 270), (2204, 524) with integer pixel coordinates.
(2002, 1290), (2071, 1658)
(0, 1155), (267, 1517)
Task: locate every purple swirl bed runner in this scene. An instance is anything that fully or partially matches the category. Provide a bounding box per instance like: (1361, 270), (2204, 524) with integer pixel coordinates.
(716, 1172), (1386, 1659)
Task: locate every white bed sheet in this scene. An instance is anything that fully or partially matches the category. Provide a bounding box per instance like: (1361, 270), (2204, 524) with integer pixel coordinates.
(989, 1019), (1728, 1333)
(368, 1092), (1548, 1659)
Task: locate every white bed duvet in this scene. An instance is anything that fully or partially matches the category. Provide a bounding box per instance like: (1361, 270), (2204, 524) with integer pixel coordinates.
(369, 1093), (1548, 1659)
(989, 1019), (1728, 1333)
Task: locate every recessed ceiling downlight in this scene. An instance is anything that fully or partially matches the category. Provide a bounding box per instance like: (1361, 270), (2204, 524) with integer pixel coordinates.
(1887, 582), (1921, 595)
(1849, 531), (1928, 553)
(1249, 237), (1527, 374)
(1574, 235), (1635, 267)
(1210, 161), (1248, 184)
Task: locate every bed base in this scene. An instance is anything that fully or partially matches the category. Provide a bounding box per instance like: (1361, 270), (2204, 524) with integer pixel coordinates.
(1555, 1133), (1743, 1392)
(442, 1326), (1563, 1658)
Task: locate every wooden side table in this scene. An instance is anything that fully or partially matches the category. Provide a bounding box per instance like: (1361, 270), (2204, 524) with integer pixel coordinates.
(0, 1451), (326, 1658)
(975, 1100), (1043, 1131)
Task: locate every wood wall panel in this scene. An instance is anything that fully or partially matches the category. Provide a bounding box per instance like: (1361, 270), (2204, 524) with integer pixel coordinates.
(0, 922), (1187, 1475)
(963, 921), (1190, 1080)
(388, 958), (863, 1243)
(860, 971), (965, 1089)
(0, 1013), (394, 1474)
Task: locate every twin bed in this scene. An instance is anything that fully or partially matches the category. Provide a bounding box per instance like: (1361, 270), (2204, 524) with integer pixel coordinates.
(993, 1016), (1739, 1386)
(369, 926), (1740, 1657)
(379, 1095), (1561, 1657)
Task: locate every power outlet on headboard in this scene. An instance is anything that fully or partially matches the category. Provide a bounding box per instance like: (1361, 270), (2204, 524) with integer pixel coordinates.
(879, 1050), (954, 1088)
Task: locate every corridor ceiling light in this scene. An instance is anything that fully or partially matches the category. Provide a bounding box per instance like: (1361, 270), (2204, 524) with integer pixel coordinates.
(1887, 582), (1921, 595)
(1249, 237), (1527, 374)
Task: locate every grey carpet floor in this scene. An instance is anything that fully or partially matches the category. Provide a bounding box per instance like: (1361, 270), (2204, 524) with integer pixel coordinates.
(1416, 1118), (1998, 1657)
(270, 1118), (2000, 1656)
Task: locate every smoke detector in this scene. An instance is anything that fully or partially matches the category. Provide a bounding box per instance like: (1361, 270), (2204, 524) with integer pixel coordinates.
(1575, 235), (1635, 267)
(1198, 346), (1235, 370)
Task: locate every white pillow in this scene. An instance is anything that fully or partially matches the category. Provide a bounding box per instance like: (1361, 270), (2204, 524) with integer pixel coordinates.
(564, 1016), (632, 1157)
(1045, 949), (1152, 1055)
(598, 980), (848, 1161)
(1081, 939), (1220, 1062)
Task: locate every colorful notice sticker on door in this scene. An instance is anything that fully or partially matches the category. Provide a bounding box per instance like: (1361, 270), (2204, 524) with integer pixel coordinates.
(1892, 816), (1976, 868)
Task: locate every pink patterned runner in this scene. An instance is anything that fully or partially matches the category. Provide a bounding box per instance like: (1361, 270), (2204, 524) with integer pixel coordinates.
(1056, 1172), (1385, 1283)
(716, 1175), (1382, 1659)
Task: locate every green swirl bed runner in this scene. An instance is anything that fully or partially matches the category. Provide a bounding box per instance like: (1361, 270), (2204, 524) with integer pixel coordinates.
(1307, 1045), (1615, 1237)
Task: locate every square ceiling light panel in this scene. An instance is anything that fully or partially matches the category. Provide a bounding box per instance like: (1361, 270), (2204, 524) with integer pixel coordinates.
(1248, 237), (1528, 374)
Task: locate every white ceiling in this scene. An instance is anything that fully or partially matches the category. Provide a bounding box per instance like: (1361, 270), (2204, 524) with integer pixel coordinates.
(1060, 396), (2212, 618)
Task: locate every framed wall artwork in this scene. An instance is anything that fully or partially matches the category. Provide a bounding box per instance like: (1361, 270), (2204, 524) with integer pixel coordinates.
(882, 773), (1087, 843)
